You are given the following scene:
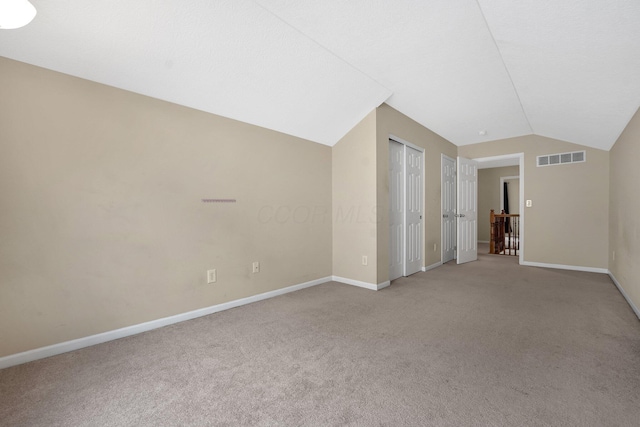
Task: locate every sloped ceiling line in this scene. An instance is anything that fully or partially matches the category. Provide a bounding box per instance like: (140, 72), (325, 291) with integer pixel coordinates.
(474, 0), (534, 136)
(250, 0), (394, 100)
(477, 0), (640, 150)
(248, 0), (393, 145)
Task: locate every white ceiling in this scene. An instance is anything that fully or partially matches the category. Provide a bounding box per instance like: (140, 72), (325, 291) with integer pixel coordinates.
(1, 0), (639, 150)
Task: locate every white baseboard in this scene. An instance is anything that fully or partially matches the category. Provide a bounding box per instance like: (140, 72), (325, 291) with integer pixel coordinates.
(478, 240), (490, 244)
(608, 271), (640, 321)
(377, 280), (391, 290)
(331, 276), (389, 291)
(422, 262), (442, 272)
(0, 276), (332, 370)
(520, 261), (608, 274)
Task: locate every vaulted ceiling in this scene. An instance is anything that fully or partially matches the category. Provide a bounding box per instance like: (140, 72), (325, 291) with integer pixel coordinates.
(1, 0), (639, 150)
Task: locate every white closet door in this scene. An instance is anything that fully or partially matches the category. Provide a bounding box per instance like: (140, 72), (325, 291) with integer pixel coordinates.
(389, 140), (404, 281)
(405, 146), (423, 276)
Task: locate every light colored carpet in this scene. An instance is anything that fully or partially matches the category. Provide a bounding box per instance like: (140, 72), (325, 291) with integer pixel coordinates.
(1, 249), (639, 426)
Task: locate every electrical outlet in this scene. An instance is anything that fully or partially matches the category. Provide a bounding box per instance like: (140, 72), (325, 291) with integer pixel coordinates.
(526, 199), (532, 207)
(252, 262), (260, 273)
(207, 269), (217, 284)
(362, 256), (368, 266)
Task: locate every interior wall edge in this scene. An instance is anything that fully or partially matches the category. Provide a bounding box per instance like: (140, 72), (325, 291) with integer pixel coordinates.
(608, 271), (640, 321)
(331, 276), (388, 291)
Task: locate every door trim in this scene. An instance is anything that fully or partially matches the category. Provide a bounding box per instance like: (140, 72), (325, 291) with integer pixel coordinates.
(390, 134), (425, 154)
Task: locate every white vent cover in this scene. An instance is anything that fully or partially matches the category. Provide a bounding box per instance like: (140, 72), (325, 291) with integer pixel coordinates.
(537, 151), (586, 167)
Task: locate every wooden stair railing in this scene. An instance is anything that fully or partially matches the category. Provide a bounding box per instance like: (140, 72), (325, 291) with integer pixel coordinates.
(490, 209), (520, 256)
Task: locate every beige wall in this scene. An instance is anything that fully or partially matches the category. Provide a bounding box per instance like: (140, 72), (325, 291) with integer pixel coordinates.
(0, 58), (332, 357)
(332, 110), (378, 284)
(460, 135), (609, 269)
(478, 166), (520, 242)
(2, 56), (624, 360)
(332, 104), (457, 286)
(609, 107), (640, 314)
(376, 104), (458, 282)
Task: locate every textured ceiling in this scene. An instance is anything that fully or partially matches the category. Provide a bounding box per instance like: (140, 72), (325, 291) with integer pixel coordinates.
(1, 0), (639, 150)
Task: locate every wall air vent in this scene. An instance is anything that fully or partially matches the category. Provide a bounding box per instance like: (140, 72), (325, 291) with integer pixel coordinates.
(537, 150), (586, 167)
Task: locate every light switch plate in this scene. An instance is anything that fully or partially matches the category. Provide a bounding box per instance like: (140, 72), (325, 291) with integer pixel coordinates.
(207, 269), (216, 283)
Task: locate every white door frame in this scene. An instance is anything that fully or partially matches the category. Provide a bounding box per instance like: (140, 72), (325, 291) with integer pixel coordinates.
(390, 134), (424, 154)
(473, 153), (525, 264)
(389, 135), (425, 278)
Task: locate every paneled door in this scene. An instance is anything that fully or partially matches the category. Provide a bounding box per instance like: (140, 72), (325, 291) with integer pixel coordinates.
(456, 157), (478, 264)
(389, 140), (404, 281)
(442, 155), (456, 263)
(389, 140), (424, 280)
(405, 146), (423, 276)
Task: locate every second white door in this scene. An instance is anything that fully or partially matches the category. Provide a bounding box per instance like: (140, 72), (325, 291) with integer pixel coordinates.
(456, 156), (478, 264)
(442, 155), (456, 263)
(405, 146), (423, 276)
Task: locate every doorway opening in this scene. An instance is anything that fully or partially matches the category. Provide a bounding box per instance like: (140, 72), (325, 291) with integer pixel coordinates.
(474, 153), (524, 264)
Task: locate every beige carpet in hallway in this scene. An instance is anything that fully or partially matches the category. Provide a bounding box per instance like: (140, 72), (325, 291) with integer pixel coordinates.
(1, 250), (639, 426)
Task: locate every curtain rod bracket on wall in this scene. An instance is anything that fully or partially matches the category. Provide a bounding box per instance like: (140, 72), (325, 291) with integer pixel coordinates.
(202, 199), (237, 203)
